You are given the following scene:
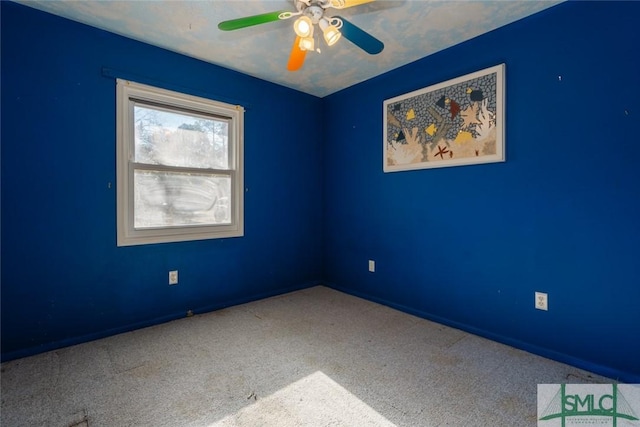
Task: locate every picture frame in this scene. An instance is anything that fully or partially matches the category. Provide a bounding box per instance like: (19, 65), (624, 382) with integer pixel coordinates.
(383, 63), (505, 172)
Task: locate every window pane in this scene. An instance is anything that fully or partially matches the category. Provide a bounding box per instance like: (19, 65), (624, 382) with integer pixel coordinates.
(134, 104), (229, 169)
(134, 170), (231, 228)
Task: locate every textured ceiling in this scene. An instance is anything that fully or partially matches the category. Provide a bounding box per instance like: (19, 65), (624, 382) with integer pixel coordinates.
(16, 0), (561, 97)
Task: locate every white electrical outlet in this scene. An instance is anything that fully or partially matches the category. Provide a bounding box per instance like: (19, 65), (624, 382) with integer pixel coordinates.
(169, 270), (178, 285)
(368, 260), (375, 273)
(535, 292), (548, 311)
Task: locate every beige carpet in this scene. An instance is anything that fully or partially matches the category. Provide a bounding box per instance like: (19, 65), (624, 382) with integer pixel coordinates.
(0, 286), (611, 426)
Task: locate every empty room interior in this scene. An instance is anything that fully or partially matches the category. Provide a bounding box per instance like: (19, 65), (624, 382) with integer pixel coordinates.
(1, 1), (639, 426)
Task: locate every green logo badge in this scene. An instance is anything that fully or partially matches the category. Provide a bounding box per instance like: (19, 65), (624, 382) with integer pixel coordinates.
(538, 384), (640, 427)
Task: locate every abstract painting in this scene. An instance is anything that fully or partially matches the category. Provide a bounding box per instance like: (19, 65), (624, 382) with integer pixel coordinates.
(383, 64), (505, 172)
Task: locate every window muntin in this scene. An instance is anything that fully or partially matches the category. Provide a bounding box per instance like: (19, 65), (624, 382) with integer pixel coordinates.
(117, 80), (243, 246)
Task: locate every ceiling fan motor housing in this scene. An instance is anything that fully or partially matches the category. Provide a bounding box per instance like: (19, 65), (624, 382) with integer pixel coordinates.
(296, 0), (331, 24)
(306, 6), (325, 23)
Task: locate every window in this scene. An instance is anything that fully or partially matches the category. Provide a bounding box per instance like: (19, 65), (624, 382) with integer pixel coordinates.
(116, 79), (244, 246)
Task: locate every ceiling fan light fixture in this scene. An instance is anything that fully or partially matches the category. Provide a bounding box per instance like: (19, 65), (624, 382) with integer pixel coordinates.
(293, 16), (313, 38)
(319, 18), (341, 46)
(299, 36), (315, 51)
(324, 27), (341, 46)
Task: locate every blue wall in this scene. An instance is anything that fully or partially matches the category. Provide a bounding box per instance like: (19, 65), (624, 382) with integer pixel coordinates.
(1, 2), (324, 360)
(323, 1), (640, 382)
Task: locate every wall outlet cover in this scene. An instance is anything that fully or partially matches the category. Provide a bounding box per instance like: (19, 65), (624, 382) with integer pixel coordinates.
(535, 291), (548, 311)
(169, 270), (178, 285)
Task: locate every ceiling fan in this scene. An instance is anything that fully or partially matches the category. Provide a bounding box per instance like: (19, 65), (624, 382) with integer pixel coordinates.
(218, 0), (384, 71)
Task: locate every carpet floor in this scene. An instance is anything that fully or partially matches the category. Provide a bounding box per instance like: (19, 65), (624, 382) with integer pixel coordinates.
(0, 286), (611, 426)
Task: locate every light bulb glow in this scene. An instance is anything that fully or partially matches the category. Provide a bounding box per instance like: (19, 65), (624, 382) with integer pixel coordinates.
(293, 16), (313, 38)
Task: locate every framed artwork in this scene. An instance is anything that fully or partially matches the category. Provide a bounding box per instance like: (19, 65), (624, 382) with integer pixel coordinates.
(383, 64), (505, 172)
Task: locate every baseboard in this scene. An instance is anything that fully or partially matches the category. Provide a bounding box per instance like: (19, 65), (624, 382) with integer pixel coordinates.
(191, 280), (322, 315)
(1, 279), (322, 363)
(324, 282), (640, 384)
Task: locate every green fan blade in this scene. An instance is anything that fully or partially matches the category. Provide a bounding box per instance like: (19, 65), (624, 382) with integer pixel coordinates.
(218, 11), (288, 31)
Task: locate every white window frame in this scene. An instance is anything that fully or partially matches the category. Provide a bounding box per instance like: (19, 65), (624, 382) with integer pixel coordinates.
(116, 79), (244, 246)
